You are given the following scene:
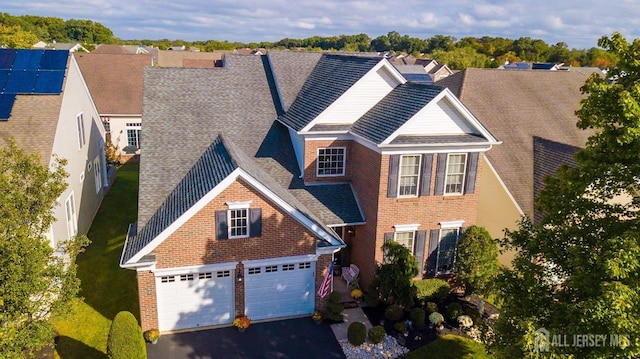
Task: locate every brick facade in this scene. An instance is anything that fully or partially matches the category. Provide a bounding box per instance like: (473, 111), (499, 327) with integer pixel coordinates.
(137, 178), (319, 331)
(303, 139), (353, 183)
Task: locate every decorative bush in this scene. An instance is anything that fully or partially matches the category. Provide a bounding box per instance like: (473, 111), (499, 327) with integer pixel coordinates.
(377, 241), (418, 307)
(446, 303), (463, 321)
(415, 279), (450, 304)
(324, 291), (345, 322)
(425, 302), (439, 314)
(394, 321), (408, 333)
(312, 310), (323, 322)
(233, 314), (251, 329)
(363, 277), (381, 307)
(410, 308), (426, 329)
(107, 311), (146, 359)
(455, 225), (500, 297)
(143, 329), (160, 343)
(368, 325), (386, 344)
(350, 288), (363, 299)
(384, 304), (404, 322)
(429, 312), (444, 325)
(457, 315), (474, 329)
(347, 322), (367, 346)
(463, 307), (483, 326)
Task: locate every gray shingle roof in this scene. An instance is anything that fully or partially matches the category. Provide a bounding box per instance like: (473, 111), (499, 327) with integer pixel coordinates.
(278, 54), (382, 131)
(350, 83), (444, 144)
(438, 68), (591, 218)
(267, 51), (322, 111)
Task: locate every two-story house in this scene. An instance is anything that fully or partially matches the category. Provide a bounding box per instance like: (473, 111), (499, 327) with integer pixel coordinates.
(0, 49), (107, 248)
(120, 51), (499, 333)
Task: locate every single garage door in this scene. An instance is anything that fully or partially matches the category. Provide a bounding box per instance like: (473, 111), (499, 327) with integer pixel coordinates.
(244, 260), (316, 320)
(156, 269), (234, 331)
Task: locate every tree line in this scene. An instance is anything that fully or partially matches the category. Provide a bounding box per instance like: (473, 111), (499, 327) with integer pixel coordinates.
(1, 12), (617, 69)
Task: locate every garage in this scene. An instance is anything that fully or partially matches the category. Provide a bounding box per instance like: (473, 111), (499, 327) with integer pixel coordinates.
(244, 256), (316, 321)
(155, 265), (235, 331)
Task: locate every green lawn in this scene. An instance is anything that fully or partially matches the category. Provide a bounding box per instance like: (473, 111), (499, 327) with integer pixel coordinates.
(402, 334), (492, 359)
(52, 162), (140, 359)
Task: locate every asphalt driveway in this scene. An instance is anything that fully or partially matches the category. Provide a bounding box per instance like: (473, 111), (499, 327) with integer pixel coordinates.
(146, 317), (346, 359)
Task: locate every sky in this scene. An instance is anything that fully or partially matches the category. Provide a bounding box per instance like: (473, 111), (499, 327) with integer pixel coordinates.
(4, 0), (640, 49)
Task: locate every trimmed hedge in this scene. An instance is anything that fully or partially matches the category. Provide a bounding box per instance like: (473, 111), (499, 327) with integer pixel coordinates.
(415, 279), (450, 304)
(446, 303), (463, 321)
(347, 322), (367, 346)
(368, 325), (386, 344)
(107, 311), (146, 359)
(384, 304), (404, 322)
(425, 302), (439, 314)
(325, 291), (345, 322)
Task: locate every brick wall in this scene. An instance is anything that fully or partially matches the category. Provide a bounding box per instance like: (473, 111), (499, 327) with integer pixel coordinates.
(303, 139), (353, 183)
(138, 178), (318, 331)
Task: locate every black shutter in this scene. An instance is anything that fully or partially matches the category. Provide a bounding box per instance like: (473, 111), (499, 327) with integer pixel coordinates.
(215, 210), (228, 240)
(419, 154), (433, 196)
(249, 208), (262, 237)
(464, 152), (479, 194)
(387, 155), (400, 198)
(426, 229), (440, 276)
(414, 230), (427, 277)
(434, 153), (447, 195)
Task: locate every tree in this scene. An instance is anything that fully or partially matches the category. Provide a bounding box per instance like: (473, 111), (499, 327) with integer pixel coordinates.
(0, 140), (88, 358)
(107, 311), (146, 359)
(0, 24), (38, 48)
(377, 240), (418, 307)
(492, 32), (640, 358)
(455, 226), (499, 298)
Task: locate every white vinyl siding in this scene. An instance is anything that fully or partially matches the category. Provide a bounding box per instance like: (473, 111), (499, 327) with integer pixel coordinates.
(394, 97), (475, 136)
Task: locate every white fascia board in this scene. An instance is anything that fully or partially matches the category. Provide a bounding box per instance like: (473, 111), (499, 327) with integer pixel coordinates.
(153, 261), (239, 276)
(303, 134), (353, 142)
(317, 246), (343, 255)
(394, 223), (421, 232)
(484, 155), (525, 216)
(381, 90), (448, 145)
(125, 168), (243, 264)
(101, 113), (142, 117)
(299, 60), (402, 133)
(380, 144), (494, 155)
(243, 254), (318, 267)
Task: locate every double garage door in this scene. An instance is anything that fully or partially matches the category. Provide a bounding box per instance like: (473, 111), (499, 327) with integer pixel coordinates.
(156, 258), (316, 331)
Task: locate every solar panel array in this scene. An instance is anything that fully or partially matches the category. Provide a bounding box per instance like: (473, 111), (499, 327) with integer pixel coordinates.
(0, 49), (69, 120)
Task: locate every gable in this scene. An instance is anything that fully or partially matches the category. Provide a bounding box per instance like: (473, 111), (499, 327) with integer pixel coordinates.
(304, 63), (404, 130)
(393, 97), (476, 137)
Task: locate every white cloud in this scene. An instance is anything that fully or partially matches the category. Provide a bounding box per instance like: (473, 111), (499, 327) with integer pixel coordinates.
(458, 13), (475, 26)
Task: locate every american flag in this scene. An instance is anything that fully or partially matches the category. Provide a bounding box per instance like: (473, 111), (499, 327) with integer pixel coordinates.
(317, 261), (334, 299)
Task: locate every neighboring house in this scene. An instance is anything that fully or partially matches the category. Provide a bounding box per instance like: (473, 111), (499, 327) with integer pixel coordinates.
(0, 49), (107, 248)
(156, 49), (228, 68)
(120, 52), (499, 332)
(43, 42), (90, 53)
(74, 52), (152, 155)
(389, 56), (453, 82)
(439, 68), (591, 264)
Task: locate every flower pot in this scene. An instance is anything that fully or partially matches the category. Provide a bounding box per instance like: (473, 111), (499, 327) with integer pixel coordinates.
(238, 327), (245, 333)
(151, 339), (158, 344)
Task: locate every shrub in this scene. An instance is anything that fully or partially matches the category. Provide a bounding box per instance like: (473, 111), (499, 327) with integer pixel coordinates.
(394, 321), (407, 333)
(463, 307), (483, 326)
(325, 291), (345, 322)
(455, 225), (499, 297)
(377, 241), (418, 307)
(347, 322), (367, 346)
(368, 325), (386, 344)
(350, 288), (363, 299)
(364, 277), (381, 307)
(457, 315), (474, 329)
(446, 303), (463, 321)
(429, 312), (444, 325)
(410, 308), (426, 329)
(425, 302), (439, 314)
(384, 304), (404, 322)
(107, 311), (146, 359)
(415, 279), (450, 304)
(143, 329), (160, 343)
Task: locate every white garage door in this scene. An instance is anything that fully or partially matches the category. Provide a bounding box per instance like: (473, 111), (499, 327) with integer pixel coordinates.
(244, 260), (316, 320)
(156, 269), (234, 331)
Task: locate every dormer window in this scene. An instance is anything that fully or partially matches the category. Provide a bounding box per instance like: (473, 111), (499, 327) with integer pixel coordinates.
(317, 147), (345, 176)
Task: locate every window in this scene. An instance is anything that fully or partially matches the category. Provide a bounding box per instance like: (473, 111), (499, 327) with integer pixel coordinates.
(436, 228), (461, 273)
(398, 155), (421, 197)
(64, 193), (77, 238)
(161, 276), (175, 283)
(283, 264), (295, 271)
(248, 267), (261, 275)
(299, 262), (311, 269)
(93, 156), (102, 194)
(228, 208), (248, 238)
(317, 147), (345, 176)
(127, 127), (141, 149)
(217, 270), (231, 278)
(394, 231), (415, 254)
(180, 274), (195, 281)
(444, 154), (467, 195)
(198, 272), (212, 279)
(76, 113), (85, 149)
(265, 265), (278, 273)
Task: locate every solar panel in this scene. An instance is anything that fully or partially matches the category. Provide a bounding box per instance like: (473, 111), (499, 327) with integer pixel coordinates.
(0, 94), (16, 120)
(0, 69), (9, 93)
(13, 50), (44, 70)
(33, 70), (65, 94)
(39, 50), (69, 70)
(0, 49), (17, 69)
(5, 70), (38, 93)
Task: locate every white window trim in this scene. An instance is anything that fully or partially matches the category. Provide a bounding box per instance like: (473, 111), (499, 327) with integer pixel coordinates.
(227, 208), (249, 239)
(439, 220), (465, 229)
(443, 153), (467, 196)
(394, 231), (416, 255)
(397, 154), (421, 198)
(393, 223), (420, 232)
(64, 192), (77, 238)
(76, 113), (85, 150)
(226, 201), (251, 210)
(93, 156), (102, 194)
(435, 222), (464, 275)
(316, 147), (346, 177)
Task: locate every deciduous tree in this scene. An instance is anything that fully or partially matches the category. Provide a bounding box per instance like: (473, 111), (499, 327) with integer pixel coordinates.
(0, 140), (88, 358)
(455, 225), (499, 298)
(492, 32), (640, 358)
